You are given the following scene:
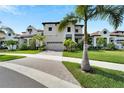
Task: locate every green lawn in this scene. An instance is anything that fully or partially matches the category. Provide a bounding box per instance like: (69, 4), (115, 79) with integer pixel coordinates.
(63, 50), (124, 64)
(0, 50), (41, 54)
(0, 55), (25, 61)
(63, 62), (124, 88)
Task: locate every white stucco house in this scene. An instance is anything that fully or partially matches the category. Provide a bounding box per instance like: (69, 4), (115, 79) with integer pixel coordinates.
(42, 22), (83, 50)
(91, 28), (124, 49)
(0, 26), (18, 50)
(16, 25), (43, 48)
(1, 22), (124, 51)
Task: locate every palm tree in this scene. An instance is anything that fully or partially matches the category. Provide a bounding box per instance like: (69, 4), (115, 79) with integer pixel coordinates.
(59, 5), (124, 72)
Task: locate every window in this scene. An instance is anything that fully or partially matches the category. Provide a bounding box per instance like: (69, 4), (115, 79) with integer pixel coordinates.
(111, 40), (113, 42)
(103, 31), (107, 34)
(24, 39), (27, 44)
(75, 38), (78, 43)
(28, 29), (32, 34)
(75, 29), (78, 33)
(8, 33), (11, 36)
(48, 27), (52, 31)
(67, 27), (71, 32)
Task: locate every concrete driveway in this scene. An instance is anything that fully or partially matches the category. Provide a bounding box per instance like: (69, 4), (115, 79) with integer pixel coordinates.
(38, 50), (63, 56)
(0, 56), (80, 88)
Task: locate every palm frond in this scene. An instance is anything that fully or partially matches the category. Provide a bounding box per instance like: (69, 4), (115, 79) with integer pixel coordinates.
(58, 13), (78, 31)
(99, 6), (124, 29)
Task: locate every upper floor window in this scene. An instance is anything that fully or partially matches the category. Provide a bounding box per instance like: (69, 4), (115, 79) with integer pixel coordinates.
(28, 29), (32, 34)
(48, 27), (52, 31)
(103, 31), (107, 34)
(8, 33), (11, 36)
(75, 29), (78, 33)
(67, 27), (71, 32)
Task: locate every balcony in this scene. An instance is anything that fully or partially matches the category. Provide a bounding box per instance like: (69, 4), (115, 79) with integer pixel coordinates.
(75, 34), (84, 39)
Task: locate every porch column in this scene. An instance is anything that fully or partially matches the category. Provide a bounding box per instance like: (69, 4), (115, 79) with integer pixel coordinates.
(107, 37), (110, 44)
(27, 39), (30, 46)
(93, 37), (97, 46)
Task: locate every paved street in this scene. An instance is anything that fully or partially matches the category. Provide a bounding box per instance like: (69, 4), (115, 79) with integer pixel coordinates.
(0, 66), (46, 88)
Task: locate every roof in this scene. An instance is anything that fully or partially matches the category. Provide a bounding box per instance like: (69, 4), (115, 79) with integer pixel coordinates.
(0, 26), (15, 35)
(42, 21), (83, 27)
(91, 30), (124, 36)
(91, 31), (101, 36)
(42, 22), (60, 25)
(75, 25), (84, 27)
(110, 31), (124, 36)
(15, 34), (36, 38)
(37, 29), (43, 32)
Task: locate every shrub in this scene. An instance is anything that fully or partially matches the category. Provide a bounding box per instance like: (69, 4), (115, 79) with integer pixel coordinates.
(121, 42), (124, 46)
(29, 39), (36, 50)
(5, 40), (17, 50)
(77, 41), (83, 50)
(19, 43), (28, 50)
(97, 37), (107, 49)
(38, 44), (46, 51)
(64, 39), (77, 51)
(107, 43), (116, 50)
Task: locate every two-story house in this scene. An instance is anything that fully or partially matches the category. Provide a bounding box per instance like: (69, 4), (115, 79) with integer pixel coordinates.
(42, 22), (83, 50)
(91, 28), (124, 49)
(17, 25), (43, 48)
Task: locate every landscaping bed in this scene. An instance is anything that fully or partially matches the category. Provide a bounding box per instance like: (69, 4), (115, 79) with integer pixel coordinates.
(63, 50), (124, 64)
(0, 55), (25, 61)
(63, 61), (124, 88)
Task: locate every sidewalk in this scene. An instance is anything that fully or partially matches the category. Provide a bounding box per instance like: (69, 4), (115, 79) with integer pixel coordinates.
(0, 52), (124, 72)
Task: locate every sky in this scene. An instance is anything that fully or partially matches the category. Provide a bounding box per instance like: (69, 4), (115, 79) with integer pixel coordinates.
(0, 5), (124, 34)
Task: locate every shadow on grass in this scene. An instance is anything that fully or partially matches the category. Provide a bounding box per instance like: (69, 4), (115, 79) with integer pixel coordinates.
(92, 67), (124, 83)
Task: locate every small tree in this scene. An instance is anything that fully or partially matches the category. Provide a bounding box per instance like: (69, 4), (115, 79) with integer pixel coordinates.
(19, 43), (28, 50)
(32, 34), (45, 48)
(97, 37), (107, 48)
(121, 42), (124, 46)
(29, 39), (36, 50)
(5, 40), (17, 50)
(64, 39), (77, 51)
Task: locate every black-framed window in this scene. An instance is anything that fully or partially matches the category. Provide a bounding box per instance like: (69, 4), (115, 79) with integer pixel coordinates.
(75, 38), (78, 43)
(48, 27), (52, 31)
(75, 29), (78, 33)
(103, 31), (107, 34)
(67, 27), (71, 32)
(8, 33), (11, 36)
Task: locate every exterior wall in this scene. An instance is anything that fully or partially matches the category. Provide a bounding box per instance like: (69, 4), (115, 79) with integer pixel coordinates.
(92, 29), (124, 49)
(0, 30), (18, 50)
(43, 24), (65, 50)
(43, 23), (83, 50)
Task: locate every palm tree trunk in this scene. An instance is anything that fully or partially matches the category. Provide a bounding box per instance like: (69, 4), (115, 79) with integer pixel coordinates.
(81, 16), (92, 72)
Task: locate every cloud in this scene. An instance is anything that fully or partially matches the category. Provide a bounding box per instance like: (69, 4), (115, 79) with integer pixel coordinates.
(0, 5), (23, 15)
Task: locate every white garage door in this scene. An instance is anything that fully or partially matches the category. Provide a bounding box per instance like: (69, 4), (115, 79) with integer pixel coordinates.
(46, 42), (64, 51)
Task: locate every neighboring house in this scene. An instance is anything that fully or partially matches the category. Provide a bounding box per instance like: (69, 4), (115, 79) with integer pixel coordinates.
(3, 23), (124, 50)
(16, 25), (43, 48)
(42, 22), (83, 50)
(0, 26), (18, 50)
(91, 28), (124, 49)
